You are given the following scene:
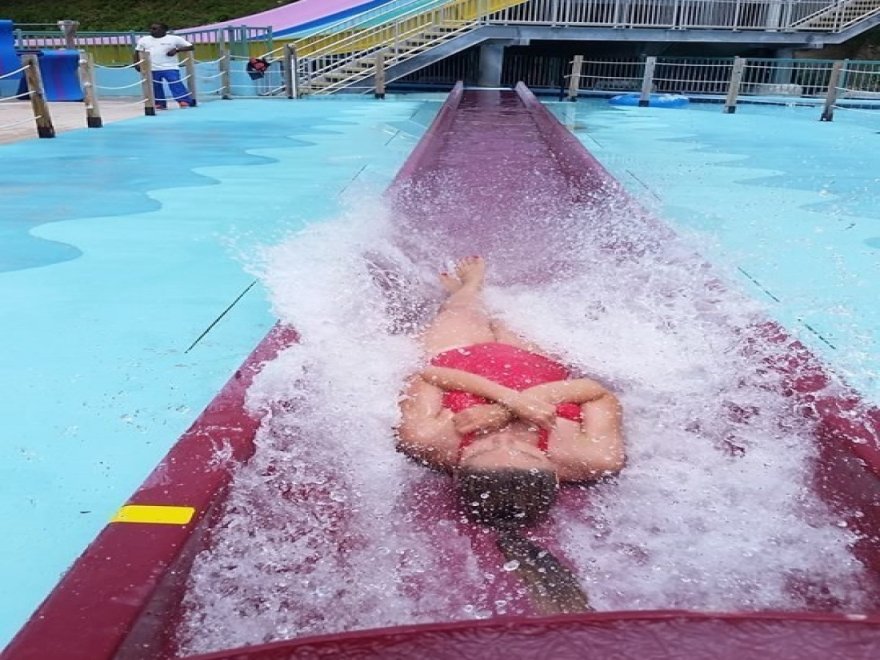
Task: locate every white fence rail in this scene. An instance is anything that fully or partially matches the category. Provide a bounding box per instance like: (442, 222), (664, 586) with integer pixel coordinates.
(485, 0), (880, 32)
(397, 52), (880, 119)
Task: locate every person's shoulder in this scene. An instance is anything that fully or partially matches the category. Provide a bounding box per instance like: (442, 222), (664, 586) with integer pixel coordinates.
(171, 34), (192, 44)
(135, 34), (152, 45)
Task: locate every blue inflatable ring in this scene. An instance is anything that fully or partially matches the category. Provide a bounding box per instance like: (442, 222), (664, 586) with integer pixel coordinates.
(609, 93), (690, 108)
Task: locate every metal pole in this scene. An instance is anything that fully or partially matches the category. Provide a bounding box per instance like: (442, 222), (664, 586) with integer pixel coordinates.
(78, 52), (103, 127)
(375, 49), (386, 99)
(290, 45), (300, 99)
(639, 56), (656, 106)
(57, 20), (79, 49)
(183, 55), (198, 106)
(220, 52), (232, 99)
(217, 30), (231, 99)
(724, 56), (746, 114)
(820, 60), (845, 122)
(566, 54), (583, 101)
(283, 44), (295, 99)
(138, 51), (156, 115)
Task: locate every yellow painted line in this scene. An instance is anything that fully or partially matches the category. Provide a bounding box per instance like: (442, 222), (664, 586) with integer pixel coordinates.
(111, 505), (196, 525)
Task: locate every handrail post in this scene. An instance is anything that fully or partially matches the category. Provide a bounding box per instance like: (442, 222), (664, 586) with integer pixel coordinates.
(57, 20), (79, 49)
(820, 59), (845, 122)
(566, 54), (583, 101)
(375, 48), (386, 99)
(183, 55), (198, 106)
(78, 52), (103, 127)
(639, 56), (656, 106)
(220, 52), (232, 99)
(22, 54), (55, 138)
(724, 56), (746, 114)
(138, 51), (156, 115)
(284, 44), (299, 99)
(218, 30), (231, 99)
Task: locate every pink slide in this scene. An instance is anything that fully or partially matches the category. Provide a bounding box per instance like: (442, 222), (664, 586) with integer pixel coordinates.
(194, 0), (397, 35)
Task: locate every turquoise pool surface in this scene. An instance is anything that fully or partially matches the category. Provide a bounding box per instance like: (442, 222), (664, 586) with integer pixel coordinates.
(0, 95), (436, 647)
(555, 99), (880, 402)
(1, 91), (877, 649)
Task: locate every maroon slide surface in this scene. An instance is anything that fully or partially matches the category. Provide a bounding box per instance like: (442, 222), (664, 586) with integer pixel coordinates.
(5, 84), (880, 659)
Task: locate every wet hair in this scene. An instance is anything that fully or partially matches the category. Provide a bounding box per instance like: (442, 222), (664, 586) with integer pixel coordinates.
(455, 467), (592, 613)
(455, 467), (558, 528)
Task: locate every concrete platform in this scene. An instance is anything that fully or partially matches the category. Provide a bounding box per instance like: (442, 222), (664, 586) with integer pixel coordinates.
(0, 98), (174, 144)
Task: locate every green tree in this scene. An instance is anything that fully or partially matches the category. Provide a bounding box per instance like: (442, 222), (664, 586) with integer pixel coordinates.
(1, 0), (301, 31)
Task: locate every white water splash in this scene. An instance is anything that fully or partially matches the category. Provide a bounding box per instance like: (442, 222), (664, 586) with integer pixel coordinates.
(177, 188), (872, 655)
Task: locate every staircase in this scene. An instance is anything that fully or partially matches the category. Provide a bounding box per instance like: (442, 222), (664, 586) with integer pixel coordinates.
(790, 0), (880, 31)
(282, 0), (529, 95)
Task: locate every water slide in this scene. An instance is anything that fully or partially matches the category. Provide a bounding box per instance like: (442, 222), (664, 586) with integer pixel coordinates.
(6, 85), (880, 659)
(194, 0), (437, 38)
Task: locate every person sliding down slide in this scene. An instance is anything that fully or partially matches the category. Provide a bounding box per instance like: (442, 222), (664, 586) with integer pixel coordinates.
(397, 256), (625, 612)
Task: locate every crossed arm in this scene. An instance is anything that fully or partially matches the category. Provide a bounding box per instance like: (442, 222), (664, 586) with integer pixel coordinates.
(396, 366), (625, 481)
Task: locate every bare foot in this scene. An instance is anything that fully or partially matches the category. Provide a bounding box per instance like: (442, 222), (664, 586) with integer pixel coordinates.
(455, 256), (485, 291)
(439, 271), (462, 293)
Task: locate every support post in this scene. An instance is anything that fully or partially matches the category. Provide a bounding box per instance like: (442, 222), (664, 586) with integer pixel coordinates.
(284, 44), (298, 99)
(724, 56), (746, 114)
(218, 30), (231, 99)
(183, 55), (198, 106)
(375, 49), (386, 99)
(78, 52), (103, 127)
(138, 51), (156, 115)
(220, 52), (232, 100)
(566, 54), (583, 101)
(477, 42), (504, 87)
(639, 56), (656, 107)
(773, 47), (794, 84)
(57, 20), (79, 49)
(820, 60), (846, 122)
(22, 54), (55, 138)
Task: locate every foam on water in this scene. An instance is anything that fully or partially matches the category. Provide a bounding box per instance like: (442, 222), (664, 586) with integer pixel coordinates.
(176, 185), (872, 655)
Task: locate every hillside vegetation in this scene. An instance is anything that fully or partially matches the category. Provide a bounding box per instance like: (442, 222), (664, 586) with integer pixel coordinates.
(1, 0), (298, 31)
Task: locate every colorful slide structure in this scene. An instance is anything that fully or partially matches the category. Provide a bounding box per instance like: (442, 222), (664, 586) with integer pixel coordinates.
(5, 84), (880, 659)
(194, 0), (440, 38)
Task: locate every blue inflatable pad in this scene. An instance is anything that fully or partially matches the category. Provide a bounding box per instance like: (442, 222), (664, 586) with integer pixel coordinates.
(37, 49), (84, 101)
(0, 19), (21, 97)
(609, 93), (690, 108)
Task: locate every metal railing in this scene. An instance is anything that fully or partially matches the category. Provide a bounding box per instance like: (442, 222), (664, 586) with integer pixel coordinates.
(13, 25), (274, 66)
(268, 0), (526, 95)
(550, 54), (880, 120)
(485, 0), (880, 32)
(396, 49), (880, 99)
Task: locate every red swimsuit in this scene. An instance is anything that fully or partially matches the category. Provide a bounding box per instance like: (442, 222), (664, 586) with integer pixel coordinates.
(430, 342), (582, 454)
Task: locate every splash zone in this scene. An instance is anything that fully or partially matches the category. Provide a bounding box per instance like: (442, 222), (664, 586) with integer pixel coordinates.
(6, 83), (880, 659)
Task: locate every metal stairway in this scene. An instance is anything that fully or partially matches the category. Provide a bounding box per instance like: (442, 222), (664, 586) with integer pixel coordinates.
(790, 0), (880, 31)
(284, 0), (528, 95)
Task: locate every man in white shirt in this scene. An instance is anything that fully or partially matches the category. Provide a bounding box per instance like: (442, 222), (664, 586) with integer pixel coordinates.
(134, 22), (195, 109)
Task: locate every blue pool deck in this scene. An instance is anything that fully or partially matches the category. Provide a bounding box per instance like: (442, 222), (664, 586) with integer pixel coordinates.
(0, 95), (438, 646)
(557, 99), (880, 401)
(1, 92), (878, 648)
